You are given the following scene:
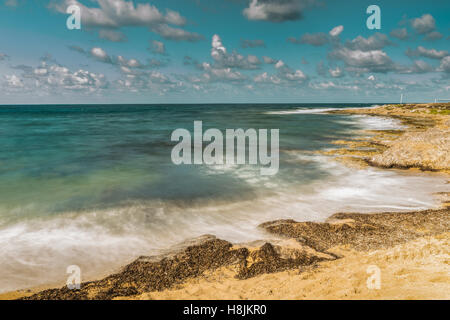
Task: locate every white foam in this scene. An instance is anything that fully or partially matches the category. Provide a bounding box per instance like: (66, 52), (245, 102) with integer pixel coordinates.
(265, 105), (378, 115)
(350, 114), (406, 130)
(266, 108), (341, 115)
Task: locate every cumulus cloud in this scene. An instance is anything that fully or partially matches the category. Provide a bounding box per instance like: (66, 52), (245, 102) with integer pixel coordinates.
(330, 47), (397, 74)
(290, 25), (343, 46)
(241, 39), (266, 48)
(200, 62), (247, 82)
(345, 33), (392, 51)
(438, 56), (450, 73)
(151, 24), (203, 42)
(51, 0), (203, 42)
(5, 59), (108, 94)
(308, 80), (358, 91)
(98, 29), (128, 42)
(254, 72), (281, 84)
(210, 34), (261, 69)
(262, 56), (277, 64)
(90, 47), (112, 63)
(316, 61), (326, 76)
(243, 0), (314, 23)
(4, 74), (24, 88)
(183, 35), (267, 84)
(405, 46), (448, 60)
(288, 32), (328, 46)
(424, 31), (443, 41)
(4, 0), (19, 7)
(329, 66), (343, 78)
(390, 28), (408, 40)
(329, 25), (343, 37)
(254, 59), (307, 85)
(70, 45), (165, 73)
(150, 40), (166, 55)
(411, 14), (436, 34)
(404, 60), (433, 74)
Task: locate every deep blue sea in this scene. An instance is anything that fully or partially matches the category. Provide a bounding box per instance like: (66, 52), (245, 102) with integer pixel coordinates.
(0, 104), (446, 292)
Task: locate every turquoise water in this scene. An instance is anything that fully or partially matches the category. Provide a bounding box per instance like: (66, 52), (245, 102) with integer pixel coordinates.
(0, 104), (365, 224)
(0, 104), (447, 292)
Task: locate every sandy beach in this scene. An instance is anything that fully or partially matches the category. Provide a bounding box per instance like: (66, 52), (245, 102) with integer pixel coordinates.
(2, 103), (449, 300)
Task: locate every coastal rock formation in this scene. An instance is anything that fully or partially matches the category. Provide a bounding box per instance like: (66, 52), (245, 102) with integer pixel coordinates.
(23, 235), (335, 300)
(327, 103), (450, 172)
(369, 123), (450, 171)
(261, 209), (450, 252)
(22, 208), (449, 300)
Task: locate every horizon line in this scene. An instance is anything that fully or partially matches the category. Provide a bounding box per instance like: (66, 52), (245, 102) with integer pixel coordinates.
(0, 102), (401, 106)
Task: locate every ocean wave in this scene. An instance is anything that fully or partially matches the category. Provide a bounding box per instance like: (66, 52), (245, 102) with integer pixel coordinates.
(265, 105), (378, 115)
(350, 114), (406, 130)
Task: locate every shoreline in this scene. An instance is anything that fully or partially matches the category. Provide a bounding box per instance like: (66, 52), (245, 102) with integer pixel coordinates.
(2, 103), (449, 300)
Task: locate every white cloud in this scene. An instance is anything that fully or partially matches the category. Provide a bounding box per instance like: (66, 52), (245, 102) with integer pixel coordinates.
(209, 34), (261, 69)
(151, 24), (203, 42)
(4, 0), (19, 7)
(329, 66), (343, 78)
(407, 60), (433, 74)
(405, 46), (448, 60)
(411, 14), (436, 34)
(151, 40), (166, 55)
(438, 56), (450, 73)
(329, 25), (343, 37)
(309, 81), (358, 91)
(262, 56), (277, 64)
(98, 29), (127, 42)
(90, 47), (111, 63)
(288, 32), (328, 46)
(211, 34), (227, 58)
(243, 0), (314, 23)
(330, 47), (397, 73)
(4, 60), (108, 94)
(52, 0), (202, 41)
(345, 33), (392, 51)
(241, 39), (266, 48)
(390, 28), (408, 40)
(254, 72), (281, 84)
(5, 74), (24, 88)
(424, 31), (443, 41)
(201, 62), (246, 82)
(275, 60), (285, 69)
(73, 46), (161, 71)
(257, 59), (307, 84)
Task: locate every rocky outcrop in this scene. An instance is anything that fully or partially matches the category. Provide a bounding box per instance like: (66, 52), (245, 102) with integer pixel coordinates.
(23, 208), (449, 300)
(327, 103), (450, 172)
(23, 235), (335, 300)
(260, 209), (450, 251)
(369, 124), (450, 171)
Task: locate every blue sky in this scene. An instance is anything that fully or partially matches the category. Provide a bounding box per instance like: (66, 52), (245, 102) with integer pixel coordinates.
(0, 0), (449, 104)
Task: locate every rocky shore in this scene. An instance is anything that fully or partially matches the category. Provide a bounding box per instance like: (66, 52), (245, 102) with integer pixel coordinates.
(326, 103), (450, 173)
(17, 208), (449, 300)
(5, 103), (450, 300)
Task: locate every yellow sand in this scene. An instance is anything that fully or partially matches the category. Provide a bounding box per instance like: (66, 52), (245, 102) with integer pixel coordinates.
(130, 234), (449, 300)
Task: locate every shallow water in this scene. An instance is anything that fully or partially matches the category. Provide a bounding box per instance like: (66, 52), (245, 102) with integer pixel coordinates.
(0, 104), (447, 292)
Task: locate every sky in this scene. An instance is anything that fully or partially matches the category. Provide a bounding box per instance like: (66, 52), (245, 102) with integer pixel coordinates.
(0, 0), (449, 104)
